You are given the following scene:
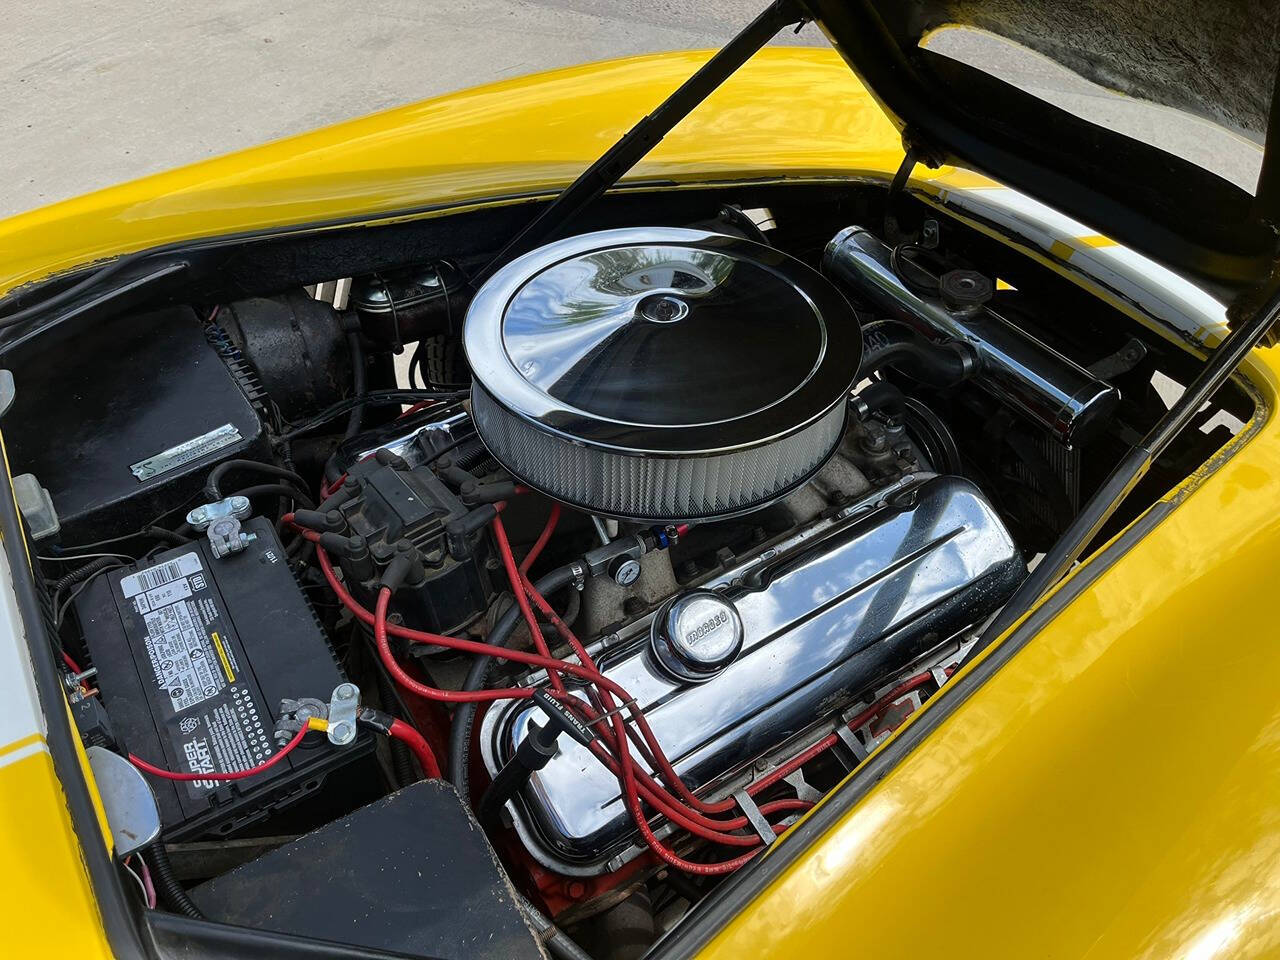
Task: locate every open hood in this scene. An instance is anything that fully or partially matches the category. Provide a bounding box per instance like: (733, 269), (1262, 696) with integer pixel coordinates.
(803, 0), (1280, 304)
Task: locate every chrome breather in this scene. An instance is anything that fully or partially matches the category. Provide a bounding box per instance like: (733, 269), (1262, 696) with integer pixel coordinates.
(822, 226), (1120, 447)
(481, 474), (1024, 873)
(464, 227), (864, 521)
(650, 589), (744, 683)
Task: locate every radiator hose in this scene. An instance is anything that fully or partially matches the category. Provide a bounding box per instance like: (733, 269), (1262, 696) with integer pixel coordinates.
(857, 320), (977, 386)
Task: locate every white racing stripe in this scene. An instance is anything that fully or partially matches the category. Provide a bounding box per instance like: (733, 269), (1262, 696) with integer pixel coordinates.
(921, 177), (1229, 345)
(0, 540), (49, 762)
(0, 737), (47, 771)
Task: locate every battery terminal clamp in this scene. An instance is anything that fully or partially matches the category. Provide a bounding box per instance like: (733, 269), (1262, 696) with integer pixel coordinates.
(276, 683), (362, 748)
(187, 495), (255, 558)
(275, 696), (328, 745)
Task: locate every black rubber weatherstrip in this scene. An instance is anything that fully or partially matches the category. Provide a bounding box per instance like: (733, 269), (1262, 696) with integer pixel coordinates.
(647, 498), (1173, 959)
(147, 913), (439, 960)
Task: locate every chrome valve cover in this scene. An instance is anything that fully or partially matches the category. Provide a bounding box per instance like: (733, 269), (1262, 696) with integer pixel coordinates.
(481, 474), (1024, 874)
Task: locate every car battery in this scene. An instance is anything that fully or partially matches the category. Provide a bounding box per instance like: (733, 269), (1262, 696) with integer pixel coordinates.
(75, 516), (373, 840)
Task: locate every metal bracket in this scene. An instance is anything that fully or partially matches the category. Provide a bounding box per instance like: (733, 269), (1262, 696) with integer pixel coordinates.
(1087, 336), (1148, 380)
(86, 746), (161, 857)
(833, 724), (869, 766)
(782, 768), (824, 805)
(733, 789), (776, 846)
(327, 682), (360, 746)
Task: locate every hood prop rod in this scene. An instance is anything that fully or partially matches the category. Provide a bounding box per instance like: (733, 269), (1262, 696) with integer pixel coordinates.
(472, 0), (804, 288)
(960, 283), (1280, 669)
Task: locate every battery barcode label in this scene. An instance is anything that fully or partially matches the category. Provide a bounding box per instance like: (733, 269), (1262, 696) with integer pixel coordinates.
(121, 552), (203, 599)
(138, 561), (185, 591)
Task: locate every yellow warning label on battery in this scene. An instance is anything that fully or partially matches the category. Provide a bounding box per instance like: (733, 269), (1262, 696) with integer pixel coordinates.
(211, 631), (235, 683)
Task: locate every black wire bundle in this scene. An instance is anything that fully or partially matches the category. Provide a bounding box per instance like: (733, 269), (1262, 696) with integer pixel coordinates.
(280, 389), (467, 441)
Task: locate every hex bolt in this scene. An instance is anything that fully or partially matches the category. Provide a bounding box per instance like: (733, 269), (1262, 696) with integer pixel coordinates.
(330, 721), (354, 744)
(335, 683), (356, 701)
(859, 431), (888, 454)
(63, 667), (98, 691)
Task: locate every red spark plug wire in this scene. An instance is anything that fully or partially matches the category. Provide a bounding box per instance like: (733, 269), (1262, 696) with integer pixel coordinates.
(356, 573), (729, 821)
(490, 529), (806, 870)
(491, 513), (566, 696)
(518, 502), (561, 575)
(517, 570), (740, 818)
(298, 511), (825, 872)
(359, 574), (778, 850)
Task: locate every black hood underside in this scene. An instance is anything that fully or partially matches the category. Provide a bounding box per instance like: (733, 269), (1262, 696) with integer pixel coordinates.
(805, 0), (1280, 303)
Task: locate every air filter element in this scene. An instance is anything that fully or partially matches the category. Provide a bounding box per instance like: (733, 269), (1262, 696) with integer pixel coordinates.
(464, 228), (862, 521)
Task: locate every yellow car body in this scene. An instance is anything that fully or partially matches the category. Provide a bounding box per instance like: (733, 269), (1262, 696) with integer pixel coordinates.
(3, 46), (1278, 959)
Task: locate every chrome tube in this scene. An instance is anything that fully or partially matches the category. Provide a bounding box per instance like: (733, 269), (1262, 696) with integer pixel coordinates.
(823, 226), (1120, 446)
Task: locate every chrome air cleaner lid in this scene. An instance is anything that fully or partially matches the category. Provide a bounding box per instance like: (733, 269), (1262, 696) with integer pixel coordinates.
(465, 227), (862, 521)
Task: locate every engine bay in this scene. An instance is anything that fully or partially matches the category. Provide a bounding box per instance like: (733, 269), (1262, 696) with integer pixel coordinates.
(6, 183), (1255, 958)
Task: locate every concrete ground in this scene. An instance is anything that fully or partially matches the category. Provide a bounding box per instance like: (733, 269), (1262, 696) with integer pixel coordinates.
(4, 1), (1261, 218)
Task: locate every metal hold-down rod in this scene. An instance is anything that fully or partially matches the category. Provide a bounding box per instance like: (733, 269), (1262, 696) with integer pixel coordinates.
(473, 0), (804, 287)
(962, 286), (1280, 666)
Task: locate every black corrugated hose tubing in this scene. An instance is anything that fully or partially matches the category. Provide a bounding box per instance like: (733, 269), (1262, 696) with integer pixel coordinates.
(51, 556), (120, 595)
(147, 841), (205, 919)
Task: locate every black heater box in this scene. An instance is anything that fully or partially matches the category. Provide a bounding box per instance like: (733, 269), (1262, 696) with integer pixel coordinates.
(192, 781), (543, 959)
(6, 304), (269, 544)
